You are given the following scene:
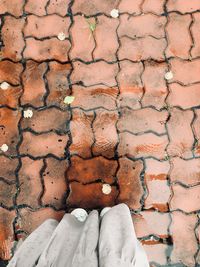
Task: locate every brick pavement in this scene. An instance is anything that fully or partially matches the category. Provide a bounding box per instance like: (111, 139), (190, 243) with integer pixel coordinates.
(0, 0), (200, 266)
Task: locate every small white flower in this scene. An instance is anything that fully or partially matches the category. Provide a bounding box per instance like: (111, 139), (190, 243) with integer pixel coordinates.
(102, 184), (112, 195)
(165, 71), (173, 80)
(0, 82), (10, 90)
(71, 208), (88, 222)
(58, 32), (66, 41)
(23, 109), (33, 118)
(64, 96), (75, 104)
(0, 144), (8, 152)
(110, 9), (119, 18)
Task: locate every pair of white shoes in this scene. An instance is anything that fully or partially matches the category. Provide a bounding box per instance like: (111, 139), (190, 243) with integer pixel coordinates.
(8, 204), (149, 267)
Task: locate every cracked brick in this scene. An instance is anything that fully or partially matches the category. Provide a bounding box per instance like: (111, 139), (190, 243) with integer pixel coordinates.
(0, 0), (24, 16)
(24, 38), (70, 62)
(142, 0), (165, 15)
(118, 0), (142, 14)
(194, 109), (200, 156)
(0, 85), (22, 109)
(132, 211), (170, 238)
(24, 15), (70, 39)
(118, 36), (166, 61)
(71, 85), (118, 110)
(19, 132), (68, 158)
(71, 61), (118, 87)
(67, 155), (118, 184)
(21, 60), (47, 107)
(21, 108), (70, 133)
(92, 109), (118, 158)
(0, 208), (16, 260)
(170, 157), (200, 186)
(117, 107), (168, 134)
(191, 13), (200, 58)
(118, 132), (168, 159)
(170, 211), (198, 267)
(143, 244), (169, 266)
(25, 0), (48, 16)
(69, 109), (94, 158)
(167, 0), (200, 13)
(118, 14), (166, 39)
(70, 16), (95, 61)
(170, 184), (200, 213)
(47, 0), (70, 16)
(142, 61), (168, 109)
(117, 60), (143, 109)
(0, 61), (22, 85)
(94, 16), (119, 62)
(0, 156), (18, 183)
(0, 108), (21, 156)
(170, 58), (200, 85)
(42, 158), (69, 209)
(1, 17), (25, 61)
(46, 62), (71, 107)
(166, 13), (192, 59)
(167, 83), (200, 109)
(167, 108), (194, 158)
(0, 181), (15, 208)
(116, 157), (144, 210)
(67, 182), (118, 209)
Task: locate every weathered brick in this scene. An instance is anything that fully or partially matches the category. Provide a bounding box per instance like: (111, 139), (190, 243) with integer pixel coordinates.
(118, 0), (142, 14)
(0, 0), (24, 16)
(194, 109), (200, 156)
(0, 85), (22, 108)
(0, 181), (15, 208)
(47, 0), (70, 16)
(142, 0), (165, 15)
(0, 156), (18, 183)
(0, 61), (23, 85)
(145, 158), (170, 180)
(143, 244), (169, 266)
(191, 13), (200, 58)
(116, 157), (144, 210)
(167, 0), (200, 13)
(25, 0), (48, 16)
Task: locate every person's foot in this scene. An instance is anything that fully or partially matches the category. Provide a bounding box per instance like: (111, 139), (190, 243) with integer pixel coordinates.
(71, 208), (88, 222)
(100, 207), (111, 218)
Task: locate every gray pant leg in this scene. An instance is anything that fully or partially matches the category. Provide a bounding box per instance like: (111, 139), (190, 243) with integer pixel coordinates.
(7, 219), (58, 267)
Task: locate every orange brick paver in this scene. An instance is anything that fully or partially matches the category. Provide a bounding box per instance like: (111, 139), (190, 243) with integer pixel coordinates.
(0, 0), (200, 266)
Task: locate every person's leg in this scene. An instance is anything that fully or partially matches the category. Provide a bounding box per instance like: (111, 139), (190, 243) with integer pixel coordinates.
(7, 219), (58, 267)
(98, 204), (149, 267)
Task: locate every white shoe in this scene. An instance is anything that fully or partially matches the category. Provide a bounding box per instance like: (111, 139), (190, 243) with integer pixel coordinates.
(71, 208), (88, 222)
(100, 207), (111, 218)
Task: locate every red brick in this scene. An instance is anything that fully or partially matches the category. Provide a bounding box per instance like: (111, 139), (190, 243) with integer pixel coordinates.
(93, 109), (118, 158)
(47, 0), (70, 16)
(0, 208), (16, 260)
(118, 14), (166, 38)
(118, 36), (166, 61)
(191, 13), (200, 58)
(67, 182), (118, 209)
(1, 17), (25, 61)
(42, 158), (69, 209)
(24, 15), (70, 39)
(132, 211), (170, 238)
(94, 16), (119, 61)
(46, 62), (71, 107)
(71, 85), (118, 110)
(0, 157), (18, 183)
(170, 184), (200, 212)
(72, 0), (119, 15)
(0, 181), (15, 208)
(17, 208), (64, 234)
(145, 158), (170, 181)
(25, 0), (48, 16)
(116, 157), (144, 210)
(170, 211), (198, 267)
(117, 60), (143, 109)
(71, 61), (118, 87)
(67, 155), (118, 184)
(166, 13), (192, 59)
(24, 38), (70, 62)
(0, 85), (22, 108)
(20, 132), (69, 158)
(194, 110), (200, 156)
(0, 108), (21, 156)
(118, 132), (168, 159)
(167, 109), (194, 158)
(21, 60), (47, 107)
(70, 16), (95, 61)
(0, 61), (22, 85)
(142, 0), (165, 15)
(143, 244), (169, 265)
(69, 109), (94, 158)
(21, 108), (70, 133)
(118, 0), (142, 14)
(17, 157), (43, 208)
(167, 83), (200, 109)
(167, 0), (200, 13)
(170, 58), (200, 85)
(0, 0), (24, 16)
(170, 158), (200, 186)
(142, 62), (168, 109)
(117, 108), (168, 134)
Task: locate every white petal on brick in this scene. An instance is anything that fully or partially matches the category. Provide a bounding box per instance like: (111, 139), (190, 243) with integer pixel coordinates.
(165, 71), (173, 80)
(23, 109), (33, 118)
(102, 184), (112, 195)
(57, 32), (66, 41)
(110, 9), (119, 18)
(71, 208), (88, 222)
(0, 144), (8, 152)
(0, 82), (10, 90)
